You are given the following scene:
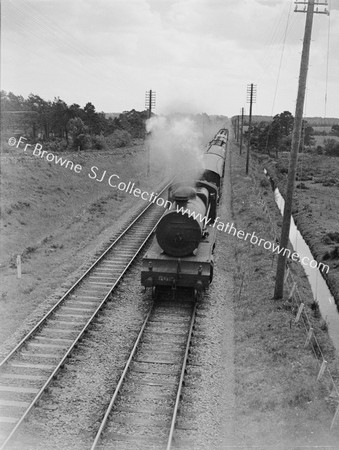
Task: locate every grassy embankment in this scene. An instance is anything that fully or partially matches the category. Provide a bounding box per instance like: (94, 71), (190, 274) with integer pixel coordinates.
(230, 142), (339, 447)
(0, 141), (164, 356)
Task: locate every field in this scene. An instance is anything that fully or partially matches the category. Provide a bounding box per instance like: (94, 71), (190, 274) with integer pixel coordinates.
(313, 134), (339, 146)
(262, 151), (339, 306)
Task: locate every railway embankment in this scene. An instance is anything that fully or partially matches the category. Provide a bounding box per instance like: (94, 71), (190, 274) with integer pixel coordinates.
(0, 143), (165, 357)
(230, 141), (339, 447)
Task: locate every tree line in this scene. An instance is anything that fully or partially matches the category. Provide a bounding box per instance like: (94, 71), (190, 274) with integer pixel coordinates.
(232, 110), (339, 157)
(1, 91), (149, 150)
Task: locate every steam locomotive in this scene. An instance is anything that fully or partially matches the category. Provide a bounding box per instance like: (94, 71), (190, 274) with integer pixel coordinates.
(141, 128), (228, 297)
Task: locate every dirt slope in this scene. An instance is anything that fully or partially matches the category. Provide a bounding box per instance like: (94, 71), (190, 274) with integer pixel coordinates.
(0, 143), (163, 354)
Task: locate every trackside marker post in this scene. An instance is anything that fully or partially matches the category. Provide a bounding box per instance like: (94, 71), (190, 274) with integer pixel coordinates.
(16, 255), (21, 279)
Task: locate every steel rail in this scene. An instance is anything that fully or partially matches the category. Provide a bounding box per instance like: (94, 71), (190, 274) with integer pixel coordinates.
(0, 181), (170, 370)
(90, 301), (197, 450)
(90, 306), (153, 450)
(0, 183), (170, 450)
(166, 302), (197, 450)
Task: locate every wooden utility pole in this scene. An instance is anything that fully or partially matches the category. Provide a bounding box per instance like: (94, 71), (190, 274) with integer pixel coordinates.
(240, 107), (244, 155)
(245, 83), (256, 175)
(274, 0), (328, 299)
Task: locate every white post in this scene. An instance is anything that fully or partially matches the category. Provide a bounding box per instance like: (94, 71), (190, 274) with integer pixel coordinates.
(16, 255), (22, 279)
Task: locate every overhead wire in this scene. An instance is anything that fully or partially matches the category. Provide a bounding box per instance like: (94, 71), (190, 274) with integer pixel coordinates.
(324, 0), (331, 118)
(271, 0), (293, 116)
(263, 1), (293, 155)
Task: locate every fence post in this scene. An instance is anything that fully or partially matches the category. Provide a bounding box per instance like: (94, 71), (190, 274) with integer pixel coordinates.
(288, 282), (297, 300)
(330, 403), (339, 430)
(317, 360), (327, 381)
(295, 303), (304, 323)
(304, 327), (313, 348)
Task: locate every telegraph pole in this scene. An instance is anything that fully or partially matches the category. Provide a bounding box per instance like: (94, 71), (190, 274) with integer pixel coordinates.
(245, 83), (257, 175)
(145, 90), (156, 176)
(145, 89), (156, 119)
(239, 107), (244, 155)
(274, 0), (329, 299)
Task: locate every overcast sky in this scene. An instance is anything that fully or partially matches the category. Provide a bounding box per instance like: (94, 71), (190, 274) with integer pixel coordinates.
(1, 0), (338, 117)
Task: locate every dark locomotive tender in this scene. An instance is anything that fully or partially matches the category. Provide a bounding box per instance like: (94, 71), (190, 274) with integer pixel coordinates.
(141, 128), (229, 297)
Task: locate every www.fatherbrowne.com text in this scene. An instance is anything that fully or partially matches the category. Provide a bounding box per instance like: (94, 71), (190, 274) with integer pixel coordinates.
(175, 205), (330, 274)
(10, 135), (329, 274)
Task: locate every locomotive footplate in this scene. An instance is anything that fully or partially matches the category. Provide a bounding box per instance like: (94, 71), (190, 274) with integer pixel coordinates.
(141, 226), (216, 291)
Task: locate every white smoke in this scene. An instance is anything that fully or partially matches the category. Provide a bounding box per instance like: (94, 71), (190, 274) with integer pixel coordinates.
(146, 115), (205, 182)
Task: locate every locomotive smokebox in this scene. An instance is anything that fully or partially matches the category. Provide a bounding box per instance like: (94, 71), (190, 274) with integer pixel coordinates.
(156, 186), (207, 257)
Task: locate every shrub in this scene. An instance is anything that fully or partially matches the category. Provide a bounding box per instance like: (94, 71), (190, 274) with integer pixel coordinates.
(91, 134), (108, 150)
(324, 139), (339, 157)
(44, 139), (69, 153)
(107, 129), (132, 148)
(73, 133), (91, 150)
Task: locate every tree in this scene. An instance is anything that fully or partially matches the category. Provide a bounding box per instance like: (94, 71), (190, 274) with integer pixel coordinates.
(27, 94), (53, 139)
(244, 111), (294, 156)
(303, 123), (315, 147)
(69, 117), (91, 150)
(1, 91), (35, 137)
(51, 98), (71, 142)
(83, 102), (101, 135)
(330, 124), (339, 137)
(324, 139), (339, 157)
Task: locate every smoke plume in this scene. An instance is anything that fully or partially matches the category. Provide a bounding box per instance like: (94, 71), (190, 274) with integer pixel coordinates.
(146, 115), (205, 183)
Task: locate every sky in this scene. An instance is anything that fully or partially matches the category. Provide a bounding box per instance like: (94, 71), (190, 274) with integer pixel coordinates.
(1, 0), (338, 117)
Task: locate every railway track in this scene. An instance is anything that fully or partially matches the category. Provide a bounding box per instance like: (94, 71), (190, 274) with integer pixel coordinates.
(0, 183), (170, 450)
(91, 296), (197, 450)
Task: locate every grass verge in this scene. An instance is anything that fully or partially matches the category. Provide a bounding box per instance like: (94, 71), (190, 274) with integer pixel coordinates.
(230, 142), (339, 447)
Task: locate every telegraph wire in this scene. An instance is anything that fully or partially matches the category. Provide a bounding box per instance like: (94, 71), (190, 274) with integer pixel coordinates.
(324, 0), (331, 118)
(271, 0), (293, 116)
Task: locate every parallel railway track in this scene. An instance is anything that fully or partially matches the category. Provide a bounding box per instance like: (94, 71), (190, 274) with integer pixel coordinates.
(91, 297), (197, 450)
(0, 183), (169, 450)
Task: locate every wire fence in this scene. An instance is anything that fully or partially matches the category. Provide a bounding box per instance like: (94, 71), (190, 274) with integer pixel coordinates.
(248, 166), (339, 430)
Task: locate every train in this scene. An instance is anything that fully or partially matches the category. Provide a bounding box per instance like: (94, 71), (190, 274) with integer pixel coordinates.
(141, 128), (229, 298)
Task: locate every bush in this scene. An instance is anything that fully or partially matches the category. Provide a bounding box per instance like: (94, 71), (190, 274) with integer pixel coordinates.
(315, 145), (323, 155)
(44, 139), (69, 153)
(324, 138), (339, 157)
(107, 129), (132, 148)
(73, 133), (91, 150)
(91, 134), (108, 150)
